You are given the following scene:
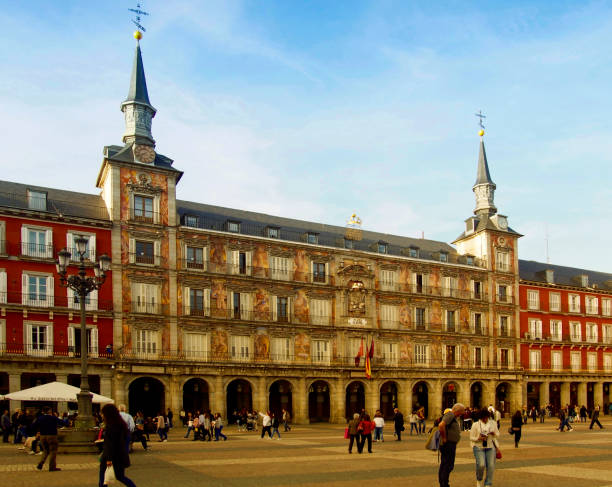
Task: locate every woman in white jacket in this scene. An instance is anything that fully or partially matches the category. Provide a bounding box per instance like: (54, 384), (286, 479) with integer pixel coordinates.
(469, 409), (501, 487)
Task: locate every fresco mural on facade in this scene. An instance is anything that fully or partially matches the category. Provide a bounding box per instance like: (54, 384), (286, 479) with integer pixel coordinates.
(431, 301), (442, 330)
(211, 329), (228, 359)
(254, 333), (270, 360)
(459, 305), (470, 333)
(429, 268), (440, 292)
(209, 237), (226, 273)
(253, 288), (269, 320)
(399, 336), (413, 364)
(294, 249), (309, 282)
(294, 333), (310, 361)
(458, 273), (469, 293)
(399, 263), (410, 292)
(399, 298), (411, 328)
(293, 290), (309, 324)
(430, 337), (442, 365)
(119, 168), (169, 225)
(211, 280), (227, 318)
(461, 343), (470, 365)
(252, 244), (269, 278)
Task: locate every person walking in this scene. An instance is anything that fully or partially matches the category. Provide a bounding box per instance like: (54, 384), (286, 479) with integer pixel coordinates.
(166, 409), (173, 429)
(118, 405), (135, 453)
(393, 408), (404, 441)
(259, 411), (272, 439)
(156, 412), (167, 442)
(438, 403), (466, 487)
(32, 406), (63, 472)
(590, 405), (604, 430)
(357, 413), (374, 454)
(282, 409), (291, 432)
(470, 408), (501, 487)
(417, 407), (426, 434)
(347, 413), (360, 454)
(580, 405), (588, 423)
(558, 410), (573, 432)
(1, 410), (11, 443)
(133, 412), (149, 451)
(271, 414), (281, 440)
(98, 404), (137, 487)
(510, 410), (522, 448)
(214, 413), (227, 441)
(373, 410), (385, 442)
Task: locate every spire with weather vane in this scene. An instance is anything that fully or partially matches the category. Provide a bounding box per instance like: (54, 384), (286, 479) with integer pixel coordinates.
(472, 110), (497, 217)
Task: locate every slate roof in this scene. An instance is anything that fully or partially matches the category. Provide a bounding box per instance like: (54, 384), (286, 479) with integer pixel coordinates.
(124, 43), (153, 109)
(177, 199), (467, 264)
(519, 260), (612, 291)
(103, 143), (181, 174)
(0, 180), (109, 221)
(474, 139), (495, 187)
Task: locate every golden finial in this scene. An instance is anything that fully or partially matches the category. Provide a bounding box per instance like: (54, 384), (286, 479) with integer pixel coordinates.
(475, 110), (486, 136)
(347, 213), (362, 227)
(129, 3), (148, 41)
(478, 129), (485, 137)
(134, 30), (143, 40)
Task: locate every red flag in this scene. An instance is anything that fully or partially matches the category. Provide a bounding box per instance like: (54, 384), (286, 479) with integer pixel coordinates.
(354, 338), (364, 367)
(368, 338), (374, 359)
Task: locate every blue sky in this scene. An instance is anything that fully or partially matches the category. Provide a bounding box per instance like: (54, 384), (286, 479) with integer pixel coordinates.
(1, 0), (610, 271)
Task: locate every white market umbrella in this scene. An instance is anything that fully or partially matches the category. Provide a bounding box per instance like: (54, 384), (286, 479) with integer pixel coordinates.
(2, 381), (114, 404)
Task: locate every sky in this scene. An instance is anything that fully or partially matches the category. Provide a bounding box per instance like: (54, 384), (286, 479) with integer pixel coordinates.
(0, 0), (610, 272)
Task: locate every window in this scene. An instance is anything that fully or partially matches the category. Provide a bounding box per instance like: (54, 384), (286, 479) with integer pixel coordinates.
(67, 326), (98, 358)
(185, 245), (205, 270)
(580, 275), (589, 287)
(527, 290), (539, 310)
(67, 287), (98, 311)
(408, 247), (419, 258)
(570, 321), (581, 341)
(311, 340), (330, 364)
(66, 232), (96, 262)
(184, 332), (209, 360)
(444, 345), (457, 367)
(133, 195), (154, 222)
(380, 304), (399, 329)
(472, 313), (484, 335)
(382, 342), (398, 365)
(271, 337), (293, 362)
(587, 352), (597, 371)
(549, 320), (562, 341)
(229, 250), (251, 275)
(22, 226), (53, 258)
(472, 280), (483, 300)
(549, 293), (561, 312)
(378, 242), (388, 254)
(528, 318), (542, 339)
(496, 251), (509, 272)
(472, 347), (483, 368)
(499, 348), (510, 368)
(602, 299), (611, 317)
(267, 227), (280, 239)
(307, 233), (318, 245)
(133, 283), (160, 314)
(415, 307), (426, 330)
(312, 262), (328, 284)
(604, 354), (612, 371)
(551, 351), (562, 371)
(586, 323), (598, 343)
(22, 274), (53, 307)
(570, 351), (581, 371)
(344, 238), (354, 249)
(184, 287), (210, 316)
(270, 256), (291, 281)
(27, 190), (47, 210)
(0, 270), (6, 304)
(230, 292), (252, 320)
(130, 239), (159, 265)
(227, 221), (240, 233)
(439, 252), (448, 263)
(569, 294), (580, 313)
(603, 325), (612, 344)
(529, 350), (541, 370)
(413, 273), (426, 293)
(184, 215), (199, 227)
(25, 322), (53, 356)
(271, 295), (289, 322)
(499, 316), (510, 337)
(497, 285), (508, 303)
(414, 344), (429, 365)
(466, 256), (474, 265)
(586, 296), (598, 315)
(380, 269), (397, 291)
(445, 310), (456, 333)
(310, 299), (331, 326)
(230, 335), (250, 361)
(442, 276), (458, 297)
(135, 329), (159, 358)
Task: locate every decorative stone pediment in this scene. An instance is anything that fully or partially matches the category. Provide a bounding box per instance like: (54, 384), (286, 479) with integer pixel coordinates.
(128, 274), (165, 284)
(338, 264), (373, 279)
(127, 174), (163, 195)
(228, 241), (257, 252)
(307, 252), (333, 262)
(128, 229), (164, 239)
(179, 277), (212, 288)
(182, 236), (209, 246)
(270, 248), (296, 258)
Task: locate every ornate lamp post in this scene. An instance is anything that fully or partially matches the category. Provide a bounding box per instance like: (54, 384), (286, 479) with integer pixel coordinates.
(56, 236), (111, 430)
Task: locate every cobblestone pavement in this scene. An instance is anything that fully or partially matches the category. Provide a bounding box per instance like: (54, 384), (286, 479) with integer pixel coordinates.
(1, 417), (611, 487)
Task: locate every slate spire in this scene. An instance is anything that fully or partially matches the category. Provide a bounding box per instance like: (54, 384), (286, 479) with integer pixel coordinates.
(475, 138), (494, 186)
(472, 132), (497, 216)
(125, 42), (152, 106)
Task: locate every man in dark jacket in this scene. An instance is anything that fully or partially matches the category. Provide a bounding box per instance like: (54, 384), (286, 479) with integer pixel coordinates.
(1, 410), (11, 443)
(32, 406), (63, 471)
(393, 408), (404, 441)
(590, 405), (604, 429)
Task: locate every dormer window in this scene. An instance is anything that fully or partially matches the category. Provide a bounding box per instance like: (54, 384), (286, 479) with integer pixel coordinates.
(545, 269), (554, 284)
(184, 214), (199, 228)
(227, 221), (240, 233)
(439, 252), (448, 263)
(580, 275), (589, 287)
(466, 256), (474, 265)
(27, 190), (47, 211)
(307, 233), (318, 245)
(266, 226), (280, 239)
(344, 238), (354, 249)
(378, 242), (388, 254)
(409, 247), (419, 258)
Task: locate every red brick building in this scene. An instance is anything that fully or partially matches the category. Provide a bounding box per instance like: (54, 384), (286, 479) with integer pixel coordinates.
(519, 261), (612, 413)
(0, 182), (114, 411)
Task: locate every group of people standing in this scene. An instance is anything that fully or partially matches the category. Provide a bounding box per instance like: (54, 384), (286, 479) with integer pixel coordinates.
(183, 411), (228, 441)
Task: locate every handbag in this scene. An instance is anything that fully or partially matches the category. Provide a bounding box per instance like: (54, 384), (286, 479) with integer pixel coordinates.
(508, 427), (514, 435)
(496, 449), (502, 460)
(104, 465), (116, 485)
(344, 427), (349, 439)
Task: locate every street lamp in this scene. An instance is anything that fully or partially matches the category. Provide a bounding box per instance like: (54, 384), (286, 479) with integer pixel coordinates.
(56, 236), (111, 431)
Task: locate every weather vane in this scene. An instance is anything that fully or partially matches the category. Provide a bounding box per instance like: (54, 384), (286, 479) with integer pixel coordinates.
(129, 2), (149, 40)
(475, 110), (486, 136)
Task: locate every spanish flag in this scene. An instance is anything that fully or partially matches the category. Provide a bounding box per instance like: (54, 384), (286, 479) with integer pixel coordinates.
(365, 339), (374, 379)
(354, 338), (364, 367)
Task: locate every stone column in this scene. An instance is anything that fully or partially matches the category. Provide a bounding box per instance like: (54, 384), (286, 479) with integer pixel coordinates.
(594, 382), (604, 409)
(55, 373), (69, 414)
(560, 382), (570, 408)
(293, 377), (307, 425)
(482, 380), (496, 410)
(255, 376), (267, 413)
(430, 380), (442, 419)
(577, 382), (587, 408)
(459, 379), (471, 407)
(399, 380), (412, 415)
(330, 378), (345, 424)
(9, 373), (22, 412)
(539, 380), (550, 408)
(366, 382), (378, 415)
(168, 374), (181, 413)
(213, 375), (224, 415)
(113, 373), (127, 408)
(510, 381), (523, 415)
(100, 374), (113, 400)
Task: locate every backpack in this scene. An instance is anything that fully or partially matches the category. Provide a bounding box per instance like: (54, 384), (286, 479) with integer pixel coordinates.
(425, 416), (456, 451)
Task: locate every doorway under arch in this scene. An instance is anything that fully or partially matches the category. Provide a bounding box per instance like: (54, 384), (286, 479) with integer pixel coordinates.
(308, 380), (330, 423)
(345, 381), (365, 419)
(183, 378), (209, 414)
(412, 381), (429, 416)
(470, 382), (484, 409)
(269, 380), (292, 419)
(226, 379), (252, 421)
(442, 382), (458, 410)
(380, 381), (398, 419)
(129, 377), (165, 417)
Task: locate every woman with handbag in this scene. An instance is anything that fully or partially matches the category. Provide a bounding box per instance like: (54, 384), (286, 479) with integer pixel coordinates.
(99, 404), (137, 487)
(469, 408), (501, 487)
(357, 413), (375, 454)
(347, 413), (360, 454)
(510, 410), (522, 448)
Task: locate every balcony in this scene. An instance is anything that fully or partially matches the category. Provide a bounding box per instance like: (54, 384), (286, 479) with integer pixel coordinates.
(20, 242), (54, 259)
(0, 292), (112, 311)
(129, 253), (162, 266)
(129, 210), (160, 224)
(0, 343), (113, 359)
(496, 294), (514, 304)
(132, 301), (164, 314)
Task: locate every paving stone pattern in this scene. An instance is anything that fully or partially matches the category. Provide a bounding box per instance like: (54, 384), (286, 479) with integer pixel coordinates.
(0, 418), (611, 487)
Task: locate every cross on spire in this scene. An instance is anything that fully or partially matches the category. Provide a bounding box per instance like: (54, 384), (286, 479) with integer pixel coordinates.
(475, 110), (486, 130)
(129, 2), (149, 33)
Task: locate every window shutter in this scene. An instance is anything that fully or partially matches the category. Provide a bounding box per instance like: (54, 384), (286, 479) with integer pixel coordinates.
(88, 289), (98, 310)
(271, 295), (278, 321)
(129, 239), (135, 264)
(0, 271), (6, 303)
(24, 323), (32, 352)
(246, 251), (252, 275)
(90, 327), (98, 357)
(47, 276), (54, 307)
(154, 241), (161, 266)
(89, 234), (96, 260)
(411, 272), (417, 292)
(45, 229), (53, 258)
(22, 274), (28, 305)
(509, 349), (514, 368)
(204, 288), (211, 316)
(47, 324), (54, 356)
(230, 251), (238, 274)
(21, 226), (27, 254)
(184, 287), (191, 315)
(325, 262), (329, 284)
(67, 287), (74, 309)
(470, 313), (475, 334)
(66, 233), (74, 258)
(228, 291), (234, 317)
(154, 196), (160, 223)
(67, 327), (75, 356)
